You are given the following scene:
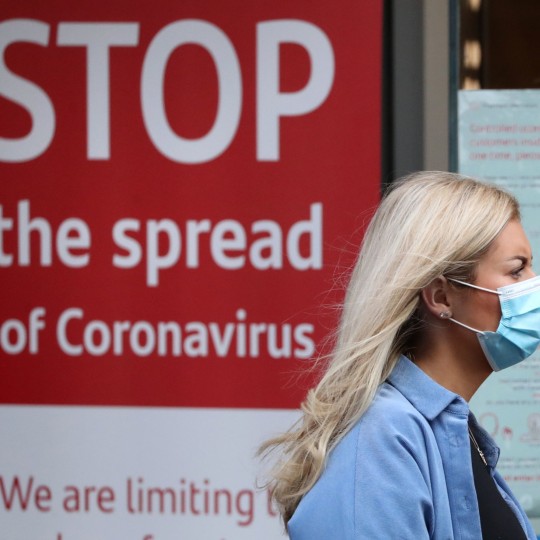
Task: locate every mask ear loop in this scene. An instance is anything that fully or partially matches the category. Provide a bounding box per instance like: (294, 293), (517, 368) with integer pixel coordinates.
(447, 277), (501, 295)
(445, 277), (502, 335)
(447, 316), (486, 335)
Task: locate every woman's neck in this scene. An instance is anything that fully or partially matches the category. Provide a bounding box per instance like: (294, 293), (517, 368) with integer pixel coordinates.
(411, 338), (492, 402)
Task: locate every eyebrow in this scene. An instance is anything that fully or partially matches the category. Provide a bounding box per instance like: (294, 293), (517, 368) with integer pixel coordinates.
(506, 255), (533, 263)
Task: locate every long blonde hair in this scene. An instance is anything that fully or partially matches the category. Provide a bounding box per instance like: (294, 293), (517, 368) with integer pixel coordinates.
(260, 171), (520, 526)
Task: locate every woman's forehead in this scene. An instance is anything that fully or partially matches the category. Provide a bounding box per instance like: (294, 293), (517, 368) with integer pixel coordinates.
(483, 220), (532, 262)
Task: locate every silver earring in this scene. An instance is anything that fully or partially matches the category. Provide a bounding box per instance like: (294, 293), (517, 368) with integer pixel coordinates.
(440, 311), (451, 319)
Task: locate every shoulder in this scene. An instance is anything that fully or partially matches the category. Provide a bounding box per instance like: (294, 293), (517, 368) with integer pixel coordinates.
(288, 382), (438, 539)
(355, 380), (434, 445)
(349, 383), (438, 537)
(327, 380), (437, 500)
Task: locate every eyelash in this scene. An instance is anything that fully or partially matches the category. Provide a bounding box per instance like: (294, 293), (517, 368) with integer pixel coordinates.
(511, 266), (525, 277)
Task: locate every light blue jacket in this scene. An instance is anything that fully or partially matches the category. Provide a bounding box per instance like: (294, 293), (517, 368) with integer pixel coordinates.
(288, 355), (536, 539)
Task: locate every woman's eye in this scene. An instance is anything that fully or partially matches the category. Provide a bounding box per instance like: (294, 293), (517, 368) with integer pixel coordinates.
(511, 267), (524, 277)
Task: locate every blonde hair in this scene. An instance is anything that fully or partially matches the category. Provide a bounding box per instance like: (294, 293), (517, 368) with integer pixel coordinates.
(260, 171), (520, 526)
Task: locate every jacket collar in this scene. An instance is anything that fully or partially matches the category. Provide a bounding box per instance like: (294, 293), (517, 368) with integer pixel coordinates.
(387, 355), (469, 421)
(388, 356), (500, 468)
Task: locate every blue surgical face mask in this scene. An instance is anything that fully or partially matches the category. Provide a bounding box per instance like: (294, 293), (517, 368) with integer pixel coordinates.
(447, 275), (540, 371)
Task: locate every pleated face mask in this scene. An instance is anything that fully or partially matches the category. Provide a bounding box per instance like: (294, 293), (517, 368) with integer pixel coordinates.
(448, 276), (540, 371)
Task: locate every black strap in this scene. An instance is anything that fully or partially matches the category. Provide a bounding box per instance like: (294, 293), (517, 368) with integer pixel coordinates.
(469, 422), (527, 540)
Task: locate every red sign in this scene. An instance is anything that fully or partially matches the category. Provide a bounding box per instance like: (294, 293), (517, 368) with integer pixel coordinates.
(0, 1), (382, 408)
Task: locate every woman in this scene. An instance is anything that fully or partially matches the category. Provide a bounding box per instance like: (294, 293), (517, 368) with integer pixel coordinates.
(261, 171), (538, 539)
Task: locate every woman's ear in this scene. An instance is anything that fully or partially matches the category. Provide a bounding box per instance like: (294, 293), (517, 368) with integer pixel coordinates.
(421, 276), (452, 320)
